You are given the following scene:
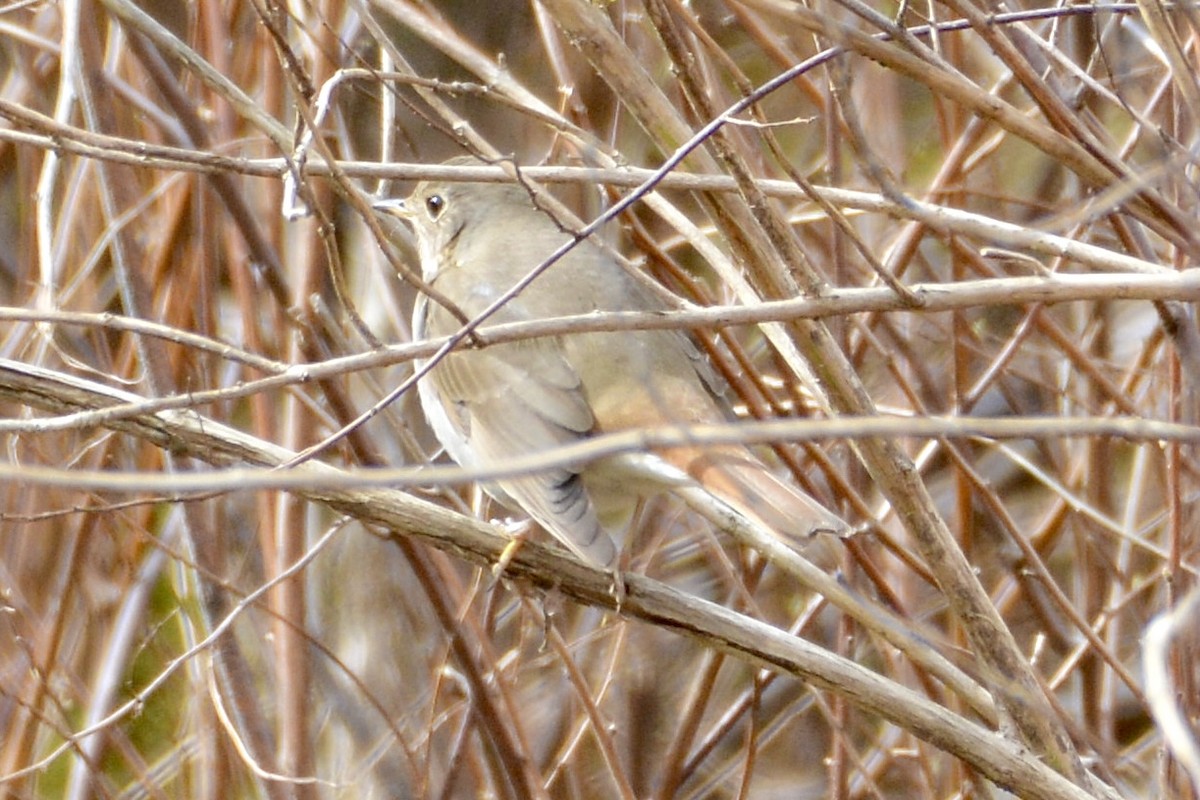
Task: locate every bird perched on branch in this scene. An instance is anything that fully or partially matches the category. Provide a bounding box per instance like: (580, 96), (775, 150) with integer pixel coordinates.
(374, 158), (848, 580)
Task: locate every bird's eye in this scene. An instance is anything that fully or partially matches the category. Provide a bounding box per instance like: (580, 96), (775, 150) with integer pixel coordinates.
(425, 194), (445, 220)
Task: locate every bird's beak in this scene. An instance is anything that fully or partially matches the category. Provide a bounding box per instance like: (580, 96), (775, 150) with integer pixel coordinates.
(371, 197), (412, 220)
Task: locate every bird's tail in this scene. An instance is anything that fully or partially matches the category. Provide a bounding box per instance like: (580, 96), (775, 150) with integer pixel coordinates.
(682, 447), (851, 542)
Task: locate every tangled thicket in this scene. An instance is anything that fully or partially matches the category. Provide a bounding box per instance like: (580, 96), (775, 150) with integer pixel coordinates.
(0, 1), (1198, 799)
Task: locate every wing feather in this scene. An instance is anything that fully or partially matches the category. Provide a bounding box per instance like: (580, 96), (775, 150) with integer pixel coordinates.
(420, 297), (617, 567)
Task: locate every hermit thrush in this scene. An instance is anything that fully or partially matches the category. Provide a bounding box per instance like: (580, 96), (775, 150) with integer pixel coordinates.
(375, 159), (848, 571)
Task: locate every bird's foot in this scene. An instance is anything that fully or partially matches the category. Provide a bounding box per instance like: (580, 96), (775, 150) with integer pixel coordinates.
(491, 519), (534, 579)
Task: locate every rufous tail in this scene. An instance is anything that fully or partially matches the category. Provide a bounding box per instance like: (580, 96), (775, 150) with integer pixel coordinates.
(683, 448), (851, 542)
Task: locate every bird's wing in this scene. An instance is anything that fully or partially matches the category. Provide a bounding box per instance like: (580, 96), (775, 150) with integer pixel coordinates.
(422, 304), (618, 568)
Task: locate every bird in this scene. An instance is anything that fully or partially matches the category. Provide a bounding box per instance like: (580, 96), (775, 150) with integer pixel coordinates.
(374, 159), (848, 573)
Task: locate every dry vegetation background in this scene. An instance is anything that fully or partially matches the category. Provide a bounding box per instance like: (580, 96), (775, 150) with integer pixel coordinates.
(0, 0), (1199, 798)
